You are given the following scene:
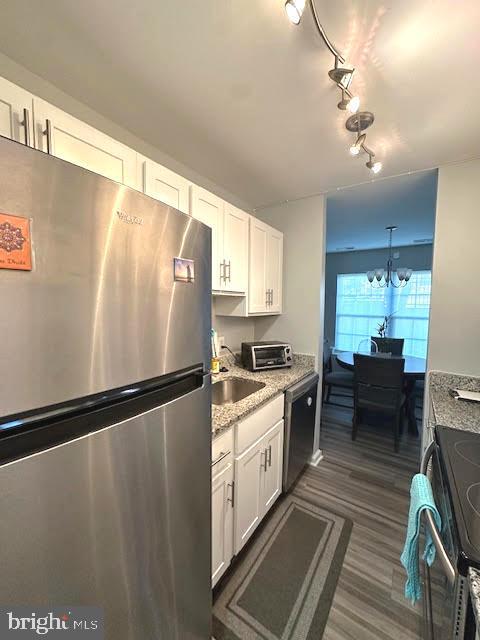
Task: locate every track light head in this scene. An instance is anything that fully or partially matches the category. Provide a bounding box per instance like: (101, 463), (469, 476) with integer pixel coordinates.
(366, 155), (382, 174)
(349, 133), (366, 156)
(284, 0), (306, 25)
(337, 91), (360, 114)
(328, 66), (354, 88)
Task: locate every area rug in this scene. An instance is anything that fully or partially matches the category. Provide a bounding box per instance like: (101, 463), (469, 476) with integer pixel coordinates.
(212, 494), (352, 640)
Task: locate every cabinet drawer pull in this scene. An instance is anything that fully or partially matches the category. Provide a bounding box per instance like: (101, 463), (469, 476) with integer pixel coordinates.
(227, 481), (235, 508)
(21, 108), (31, 147)
(212, 450), (230, 467)
(43, 119), (52, 154)
(268, 444), (272, 467)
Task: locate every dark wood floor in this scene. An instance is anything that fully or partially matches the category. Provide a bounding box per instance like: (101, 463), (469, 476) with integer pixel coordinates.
(292, 402), (424, 639)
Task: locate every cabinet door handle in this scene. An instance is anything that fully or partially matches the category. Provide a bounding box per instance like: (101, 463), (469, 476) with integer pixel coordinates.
(227, 481), (235, 508)
(226, 261), (231, 282)
(21, 108), (31, 147)
(43, 119), (52, 154)
(268, 444), (272, 467)
(265, 289), (269, 307)
(270, 289), (273, 306)
(261, 449), (268, 472)
(211, 450), (230, 467)
(219, 261), (225, 284)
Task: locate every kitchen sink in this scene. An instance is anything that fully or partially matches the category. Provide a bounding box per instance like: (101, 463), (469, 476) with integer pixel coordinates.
(212, 377), (265, 405)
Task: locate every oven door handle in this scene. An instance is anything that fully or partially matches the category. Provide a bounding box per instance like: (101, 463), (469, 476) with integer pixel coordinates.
(420, 441), (456, 586)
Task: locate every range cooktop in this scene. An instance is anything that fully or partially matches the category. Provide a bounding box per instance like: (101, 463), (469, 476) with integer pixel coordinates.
(436, 425), (480, 572)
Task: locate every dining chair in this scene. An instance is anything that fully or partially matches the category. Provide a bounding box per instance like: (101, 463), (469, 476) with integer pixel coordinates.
(352, 353), (406, 452)
(370, 337), (404, 356)
(322, 339), (354, 407)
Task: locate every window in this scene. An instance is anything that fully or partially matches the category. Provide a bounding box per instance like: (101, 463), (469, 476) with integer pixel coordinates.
(334, 271), (432, 358)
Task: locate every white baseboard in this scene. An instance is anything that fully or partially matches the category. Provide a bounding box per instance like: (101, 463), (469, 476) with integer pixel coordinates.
(309, 449), (323, 467)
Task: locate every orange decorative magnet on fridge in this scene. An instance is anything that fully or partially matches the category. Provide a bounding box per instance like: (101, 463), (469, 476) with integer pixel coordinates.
(0, 212), (32, 271)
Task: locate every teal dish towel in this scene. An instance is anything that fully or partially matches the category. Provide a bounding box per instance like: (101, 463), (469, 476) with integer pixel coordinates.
(400, 473), (442, 604)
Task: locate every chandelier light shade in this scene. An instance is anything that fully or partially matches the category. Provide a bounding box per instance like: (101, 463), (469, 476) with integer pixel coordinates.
(367, 227), (413, 288)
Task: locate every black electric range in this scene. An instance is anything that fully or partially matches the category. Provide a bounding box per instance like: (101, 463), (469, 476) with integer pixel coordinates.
(436, 425), (480, 575)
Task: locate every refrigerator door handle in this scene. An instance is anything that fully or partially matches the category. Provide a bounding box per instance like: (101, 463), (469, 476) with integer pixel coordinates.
(420, 441), (456, 586)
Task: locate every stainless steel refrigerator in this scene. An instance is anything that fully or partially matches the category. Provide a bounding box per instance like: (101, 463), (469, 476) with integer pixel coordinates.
(0, 136), (212, 639)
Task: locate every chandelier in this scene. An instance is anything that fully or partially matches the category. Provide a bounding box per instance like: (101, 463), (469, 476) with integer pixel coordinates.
(367, 226), (412, 288)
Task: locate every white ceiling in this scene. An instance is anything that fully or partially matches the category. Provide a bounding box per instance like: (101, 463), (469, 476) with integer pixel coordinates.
(326, 169), (437, 252)
(0, 1), (479, 208)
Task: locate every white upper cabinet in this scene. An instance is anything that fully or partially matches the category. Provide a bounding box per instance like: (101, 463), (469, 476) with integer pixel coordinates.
(190, 185), (249, 295)
(248, 218), (283, 315)
(266, 227), (283, 314)
(249, 217), (269, 313)
(143, 157), (190, 214)
(222, 203), (249, 294)
(33, 99), (137, 189)
(0, 76), (34, 146)
(190, 185), (224, 290)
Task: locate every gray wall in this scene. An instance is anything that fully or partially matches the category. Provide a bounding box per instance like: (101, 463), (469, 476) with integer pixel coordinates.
(254, 195), (326, 456)
(427, 159), (480, 376)
(212, 300), (255, 352)
(324, 244), (433, 349)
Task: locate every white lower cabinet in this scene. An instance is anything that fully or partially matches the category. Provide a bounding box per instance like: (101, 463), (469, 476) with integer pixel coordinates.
(234, 440), (263, 554)
(234, 418), (284, 555)
(211, 461), (234, 588)
(211, 395), (284, 586)
(261, 419), (284, 514)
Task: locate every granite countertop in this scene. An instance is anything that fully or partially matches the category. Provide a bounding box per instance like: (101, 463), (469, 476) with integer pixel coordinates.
(429, 371), (480, 624)
(429, 371), (480, 434)
(211, 353), (316, 439)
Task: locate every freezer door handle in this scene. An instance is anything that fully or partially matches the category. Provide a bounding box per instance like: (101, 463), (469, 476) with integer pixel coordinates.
(420, 441), (456, 586)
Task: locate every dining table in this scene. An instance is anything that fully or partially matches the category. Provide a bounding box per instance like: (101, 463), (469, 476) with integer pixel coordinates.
(335, 351), (426, 435)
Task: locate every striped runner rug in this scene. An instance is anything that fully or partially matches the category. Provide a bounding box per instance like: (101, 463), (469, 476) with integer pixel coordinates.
(213, 494), (352, 639)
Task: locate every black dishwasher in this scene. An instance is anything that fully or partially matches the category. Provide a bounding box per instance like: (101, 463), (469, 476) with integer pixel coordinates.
(283, 372), (319, 491)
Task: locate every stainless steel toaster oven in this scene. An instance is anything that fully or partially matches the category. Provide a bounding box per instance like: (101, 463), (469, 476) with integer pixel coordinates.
(241, 341), (293, 371)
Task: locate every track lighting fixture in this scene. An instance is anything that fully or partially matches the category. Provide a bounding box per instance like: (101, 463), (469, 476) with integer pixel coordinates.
(283, 0), (383, 174)
(284, 0), (306, 25)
